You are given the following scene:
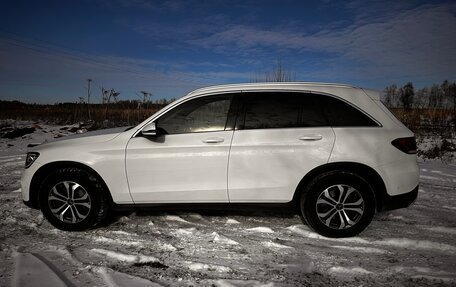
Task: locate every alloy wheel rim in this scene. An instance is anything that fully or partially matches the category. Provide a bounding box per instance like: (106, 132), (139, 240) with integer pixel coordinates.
(48, 181), (91, 224)
(315, 184), (364, 230)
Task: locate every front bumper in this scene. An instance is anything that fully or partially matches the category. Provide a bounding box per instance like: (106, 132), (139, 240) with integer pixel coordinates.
(380, 185), (418, 211)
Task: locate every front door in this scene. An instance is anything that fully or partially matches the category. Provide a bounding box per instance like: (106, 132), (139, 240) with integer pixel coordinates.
(126, 94), (234, 203)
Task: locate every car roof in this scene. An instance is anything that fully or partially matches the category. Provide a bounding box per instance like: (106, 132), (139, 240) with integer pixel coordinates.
(186, 82), (361, 97)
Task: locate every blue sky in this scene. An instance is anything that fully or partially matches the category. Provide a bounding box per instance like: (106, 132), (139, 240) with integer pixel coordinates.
(0, 0), (455, 103)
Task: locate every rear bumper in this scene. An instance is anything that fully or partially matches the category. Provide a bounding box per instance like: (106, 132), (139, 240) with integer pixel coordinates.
(380, 185), (418, 211)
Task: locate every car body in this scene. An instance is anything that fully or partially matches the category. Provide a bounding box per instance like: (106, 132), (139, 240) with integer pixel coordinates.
(21, 82), (419, 237)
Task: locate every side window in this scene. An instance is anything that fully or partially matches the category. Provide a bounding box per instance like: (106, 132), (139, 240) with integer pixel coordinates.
(156, 95), (232, 134)
(321, 96), (378, 127)
(242, 93), (301, 129)
(301, 95), (329, 127)
(241, 93), (328, 129)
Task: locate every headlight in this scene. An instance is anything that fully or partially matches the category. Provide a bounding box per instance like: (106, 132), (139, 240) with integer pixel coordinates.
(25, 152), (39, 168)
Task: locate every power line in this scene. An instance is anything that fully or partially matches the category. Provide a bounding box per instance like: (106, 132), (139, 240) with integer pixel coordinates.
(0, 30), (225, 85)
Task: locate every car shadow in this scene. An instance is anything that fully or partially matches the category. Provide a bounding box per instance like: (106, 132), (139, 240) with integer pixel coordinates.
(103, 202), (301, 226)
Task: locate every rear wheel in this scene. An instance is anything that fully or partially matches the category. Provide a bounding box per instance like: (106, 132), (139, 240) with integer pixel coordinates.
(39, 168), (108, 231)
(300, 170), (376, 238)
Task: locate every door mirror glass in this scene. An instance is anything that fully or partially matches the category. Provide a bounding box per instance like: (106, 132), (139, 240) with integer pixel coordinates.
(141, 122), (157, 136)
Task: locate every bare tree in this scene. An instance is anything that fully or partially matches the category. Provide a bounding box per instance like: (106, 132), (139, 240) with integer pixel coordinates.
(254, 60), (295, 82)
(137, 91), (152, 109)
(383, 84), (398, 108)
(414, 88), (427, 109)
(450, 82), (456, 122)
(400, 82), (414, 110)
(103, 89), (120, 120)
(87, 79), (92, 121)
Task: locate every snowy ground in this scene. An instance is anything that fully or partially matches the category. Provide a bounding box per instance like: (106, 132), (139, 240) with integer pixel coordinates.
(1, 122), (455, 286)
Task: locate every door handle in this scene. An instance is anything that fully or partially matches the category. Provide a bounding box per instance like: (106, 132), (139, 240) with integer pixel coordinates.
(202, 137), (224, 143)
(299, 135), (323, 141)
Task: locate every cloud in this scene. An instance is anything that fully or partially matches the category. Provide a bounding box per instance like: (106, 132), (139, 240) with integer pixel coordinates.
(190, 3), (456, 84)
(0, 37), (250, 103)
(1, 1), (454, 103)
(101, 0), (186, 11)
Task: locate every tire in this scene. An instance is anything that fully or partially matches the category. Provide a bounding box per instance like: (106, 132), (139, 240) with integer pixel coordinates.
(300, 170), (376, 238)
(38, 168), (108, 231)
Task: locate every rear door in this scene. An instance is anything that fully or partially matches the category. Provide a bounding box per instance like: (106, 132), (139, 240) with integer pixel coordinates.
(227, 92), (335, 202)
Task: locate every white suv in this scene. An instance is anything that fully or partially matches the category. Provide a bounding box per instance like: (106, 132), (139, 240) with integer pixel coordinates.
(21, 82), (419, 237)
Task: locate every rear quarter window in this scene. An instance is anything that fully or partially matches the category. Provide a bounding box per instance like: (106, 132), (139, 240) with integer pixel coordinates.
(321, 96), (379, 127)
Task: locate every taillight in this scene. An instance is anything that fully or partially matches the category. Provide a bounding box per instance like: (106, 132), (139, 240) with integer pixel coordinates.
(391, 137), (417, 154)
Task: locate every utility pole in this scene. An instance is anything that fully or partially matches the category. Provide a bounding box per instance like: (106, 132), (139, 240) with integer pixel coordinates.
(87, 79), (92, 121)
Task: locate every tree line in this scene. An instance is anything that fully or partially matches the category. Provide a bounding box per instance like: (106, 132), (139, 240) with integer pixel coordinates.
(383, 80), (456, 129)
(383, 80), (456, 111)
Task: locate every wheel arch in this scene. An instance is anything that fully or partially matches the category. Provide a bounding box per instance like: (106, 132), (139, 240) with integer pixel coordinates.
(292, 162), (387, 212)
(28, 161), (113, 209)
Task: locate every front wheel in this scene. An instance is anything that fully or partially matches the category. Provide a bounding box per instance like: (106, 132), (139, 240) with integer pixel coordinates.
(39, 168), (108, 231)
(300, 171), (376, 238)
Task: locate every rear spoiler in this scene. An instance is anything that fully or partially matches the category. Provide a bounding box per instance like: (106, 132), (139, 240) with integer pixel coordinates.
(362, 88), (381, 101)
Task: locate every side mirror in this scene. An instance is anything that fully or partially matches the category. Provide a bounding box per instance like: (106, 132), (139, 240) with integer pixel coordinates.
(141, 122), (157, 137)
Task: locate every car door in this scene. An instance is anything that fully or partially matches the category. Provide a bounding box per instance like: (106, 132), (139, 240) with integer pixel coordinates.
(126, 94), (235, 203)
(228, 92), (335, 202)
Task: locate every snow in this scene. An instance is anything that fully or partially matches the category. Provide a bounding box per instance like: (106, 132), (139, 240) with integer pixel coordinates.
(387, 214), (405, 220)
(391, 266), (456, 283)
(13, 252), (68, 287)
(410, 275), (456, 283)
(225, 218), (240, 224)
(160, 243), (177, 252)
(108, 230), (136, 236)
(164, 215), (192, 224)
(262, 241), (293, 249)
(187, 213), (204, 221)
(442, 205), (456, 210)
(2, 121), (456, 286)
(118, 216), (131, 222)
(422, 226), (456, 235)
(421, 174), (456, 183)
(328, 266), (373, 275)
(373, 238), (456, 253)
(173, 228), (197, 236)
(431, 170), (456, 178)
(213, 279), (275, 287)
(391, 266), (453, 275)
(246, 227), (275, 233)
(331, 245), (388, 254)
(91, 248), (159, 264)
(0, 156), (22, 162)
(92, 236), (143, 247)
(93, 232), (177, 252)
(3, 216), (17, 224)
(96, 267), (164, 287)
(286, 225), (328, 240)
(287, 225), (370, 244)
(211, 232), (239, 245)
(186, 262), (232, 273)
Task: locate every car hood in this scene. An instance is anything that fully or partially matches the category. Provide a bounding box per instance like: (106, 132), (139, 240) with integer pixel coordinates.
(33, 126), (131, 151)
